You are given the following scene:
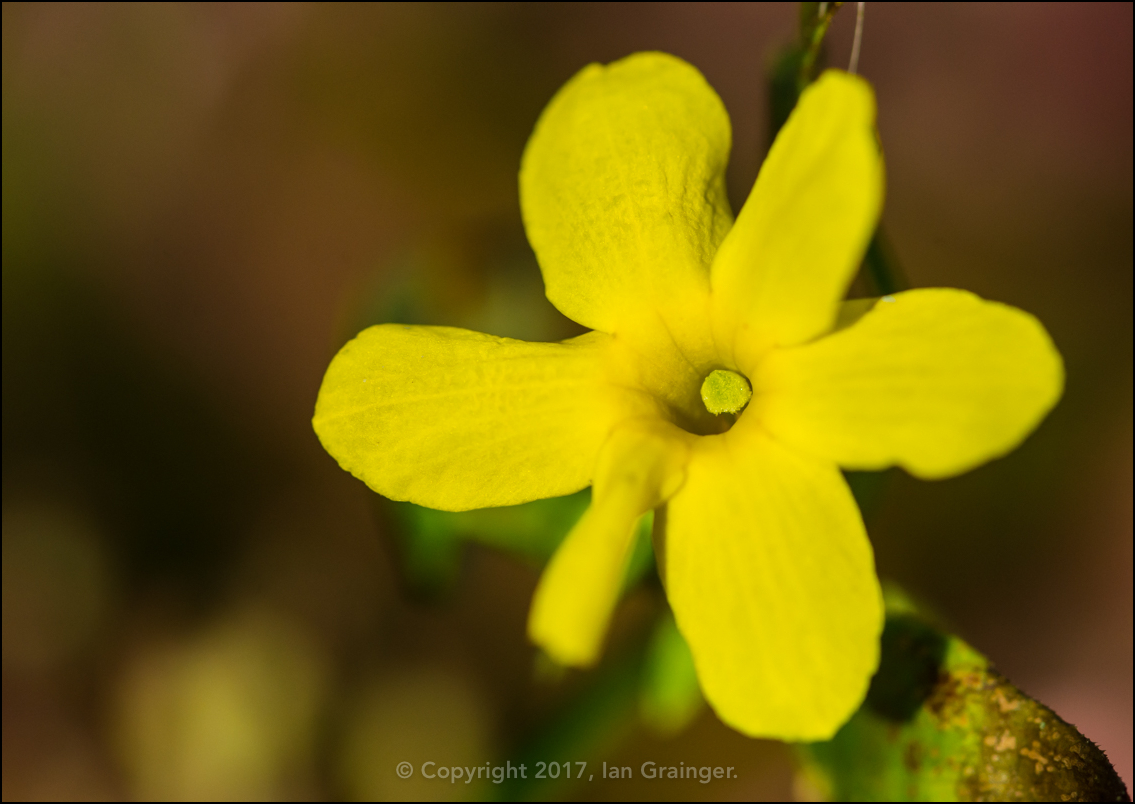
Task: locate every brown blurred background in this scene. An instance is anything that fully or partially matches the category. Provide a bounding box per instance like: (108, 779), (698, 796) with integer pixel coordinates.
(2, 3), (1131, 800)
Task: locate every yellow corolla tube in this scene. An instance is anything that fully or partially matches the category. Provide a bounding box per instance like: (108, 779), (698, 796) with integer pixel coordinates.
(313, 52), (1063, 742)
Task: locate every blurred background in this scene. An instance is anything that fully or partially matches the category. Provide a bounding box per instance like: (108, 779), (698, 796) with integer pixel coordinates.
(2, 3), (1131, 800)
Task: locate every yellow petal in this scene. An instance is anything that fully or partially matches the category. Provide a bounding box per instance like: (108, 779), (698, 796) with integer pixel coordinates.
(528, 420), (691, 666)
(520, 52), (731, 356)
(313, 325), (617, 511)
(753, 289), (1064, 479)
(711, 70), (883, 373)
(662, 419), (883, 740)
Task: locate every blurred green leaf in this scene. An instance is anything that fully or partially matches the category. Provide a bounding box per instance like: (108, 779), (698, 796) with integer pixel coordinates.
(388, 490), (588, 593)
(494, 602), (698, 802)
(389, 491), (656, 598)
(494, 641), (645, 802)
(621, 511), (656, 594)
(799, 609), (1130, 802)
(638, 609), (703, 736)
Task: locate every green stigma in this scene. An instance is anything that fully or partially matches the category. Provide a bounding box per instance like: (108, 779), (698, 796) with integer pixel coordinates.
(700, 369), (752, 415)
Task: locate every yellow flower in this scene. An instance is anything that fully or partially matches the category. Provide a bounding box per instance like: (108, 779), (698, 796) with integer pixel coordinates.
(312, 53), (1062, 740)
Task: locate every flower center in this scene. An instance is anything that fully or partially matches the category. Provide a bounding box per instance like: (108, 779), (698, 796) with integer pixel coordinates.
(700, 369), (752, 416)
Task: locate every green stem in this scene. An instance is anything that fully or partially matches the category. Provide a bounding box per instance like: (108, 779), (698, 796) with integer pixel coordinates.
(800, 609), (1131, 801)
(797, 2), (844, 94)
